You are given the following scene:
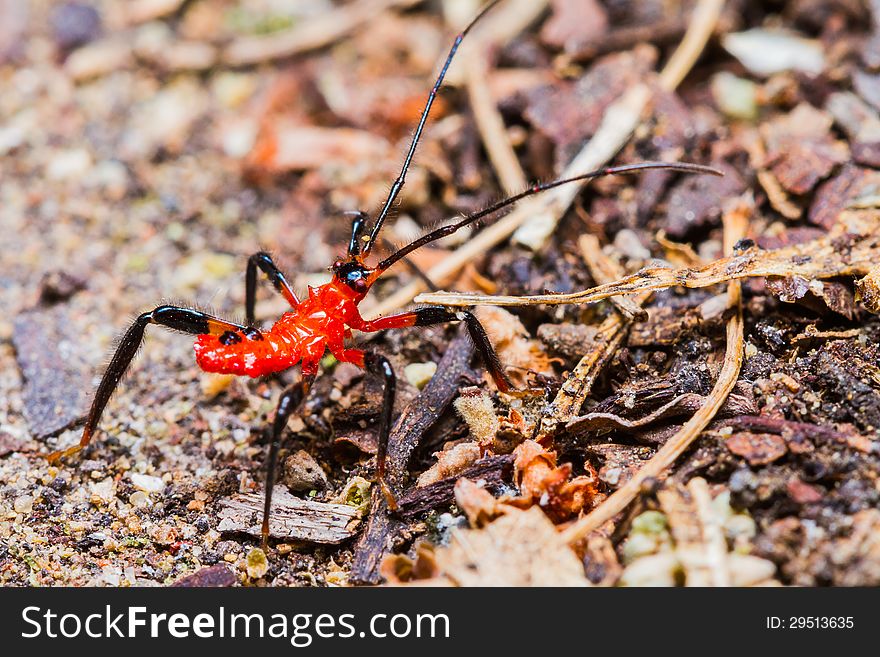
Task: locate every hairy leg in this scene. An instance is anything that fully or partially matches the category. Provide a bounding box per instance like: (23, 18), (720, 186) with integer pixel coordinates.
(48, 305), (246, 464)
(357, 306), (513, 392)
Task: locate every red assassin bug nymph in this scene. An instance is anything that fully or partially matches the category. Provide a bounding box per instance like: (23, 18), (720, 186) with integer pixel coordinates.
(47, 0), (720, 546)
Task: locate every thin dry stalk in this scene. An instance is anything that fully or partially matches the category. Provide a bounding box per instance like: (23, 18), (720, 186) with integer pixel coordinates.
(657, 0), (725, 91)
(579, 234), (647, 321)
(467, 52), (528, 195)
(559, 199), (749, 546)
(532, 235), (650, 444)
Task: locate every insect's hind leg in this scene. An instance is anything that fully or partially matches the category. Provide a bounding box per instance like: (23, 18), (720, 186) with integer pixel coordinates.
(260, 373), (315, 548)
(337, 349), (398, 509)
(363, 352), (397, 510)
(245, 252), (300, 325)
(48, 305), (246, 464)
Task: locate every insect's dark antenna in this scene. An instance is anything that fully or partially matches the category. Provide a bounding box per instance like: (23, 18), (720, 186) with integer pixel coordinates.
(378, 161), (723, 271)
(362, 0), (503, 255)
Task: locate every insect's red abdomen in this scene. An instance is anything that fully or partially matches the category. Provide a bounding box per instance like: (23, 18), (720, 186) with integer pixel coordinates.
(194, 330), (301, 378)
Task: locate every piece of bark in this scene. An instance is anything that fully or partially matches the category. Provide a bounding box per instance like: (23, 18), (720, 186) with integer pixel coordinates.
(12, 306), (93, 439)
(170, 564), (236, 588)
(217, 486), (362, 544)
(396, 455), (514, 519)
(350, 329), (476, 585)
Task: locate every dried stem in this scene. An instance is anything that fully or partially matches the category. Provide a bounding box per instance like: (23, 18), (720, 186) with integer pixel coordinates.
(416, 214), (879, 307)
(467, 52), (528, 195)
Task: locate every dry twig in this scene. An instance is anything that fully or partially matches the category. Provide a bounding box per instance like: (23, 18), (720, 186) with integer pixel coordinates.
(417, 210), (880, 307)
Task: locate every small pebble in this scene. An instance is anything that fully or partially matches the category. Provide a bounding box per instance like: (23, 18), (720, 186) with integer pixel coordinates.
(51, 2), (102, 52)
(404, 362), (437, 389)
(246, 547), (268, 579)
(130, 472), (164, 493)
(14, 495), (34, 514)
(283, 450), (328, 492)
(129, 491), (151, 508)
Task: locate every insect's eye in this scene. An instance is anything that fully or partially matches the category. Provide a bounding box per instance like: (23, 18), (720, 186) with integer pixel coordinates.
(352, 278), (368, 293)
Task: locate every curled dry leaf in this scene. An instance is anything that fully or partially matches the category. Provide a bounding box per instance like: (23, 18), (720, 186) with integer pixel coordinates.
(760, 103), (849, 195)
(856, 264), (880, 314)
(415, 441), (481, 488)
(509, 439), (600, 522)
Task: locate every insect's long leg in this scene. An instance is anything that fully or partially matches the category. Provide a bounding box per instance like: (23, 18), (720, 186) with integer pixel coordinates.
(363, 352), (397, 508)
(261, 373), (315, 548)
(364, 0), (503, 252)
(337, 349), (398, 508)
(377, 161), (724, 271)
(357, 307), (512, 392)
(48, 306), (247, 464)
(245, 252), (300, 325)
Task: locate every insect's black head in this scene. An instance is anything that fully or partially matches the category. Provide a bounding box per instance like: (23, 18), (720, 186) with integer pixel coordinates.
(331, 258), (374, 295)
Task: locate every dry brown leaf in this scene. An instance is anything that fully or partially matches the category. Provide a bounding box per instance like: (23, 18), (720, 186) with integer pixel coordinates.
(392, 507), (590, 586)
(475, 307), (557, 385)
(508, 439), (600, 522)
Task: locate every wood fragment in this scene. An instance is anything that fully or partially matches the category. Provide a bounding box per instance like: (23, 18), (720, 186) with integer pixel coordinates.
(396, 454), (514, 519)
(560, 196), (749, 546)
(350, 330), (475, 585)
(216, 486), (362, 544)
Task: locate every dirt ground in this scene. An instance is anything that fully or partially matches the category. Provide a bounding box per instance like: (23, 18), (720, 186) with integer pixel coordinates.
(1, 0), (879, 587)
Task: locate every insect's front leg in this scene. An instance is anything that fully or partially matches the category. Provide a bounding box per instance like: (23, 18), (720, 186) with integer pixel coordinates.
(357, 307), (513, 392)
(48, 306), (247, 464)
(261, 372), (315, 548)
